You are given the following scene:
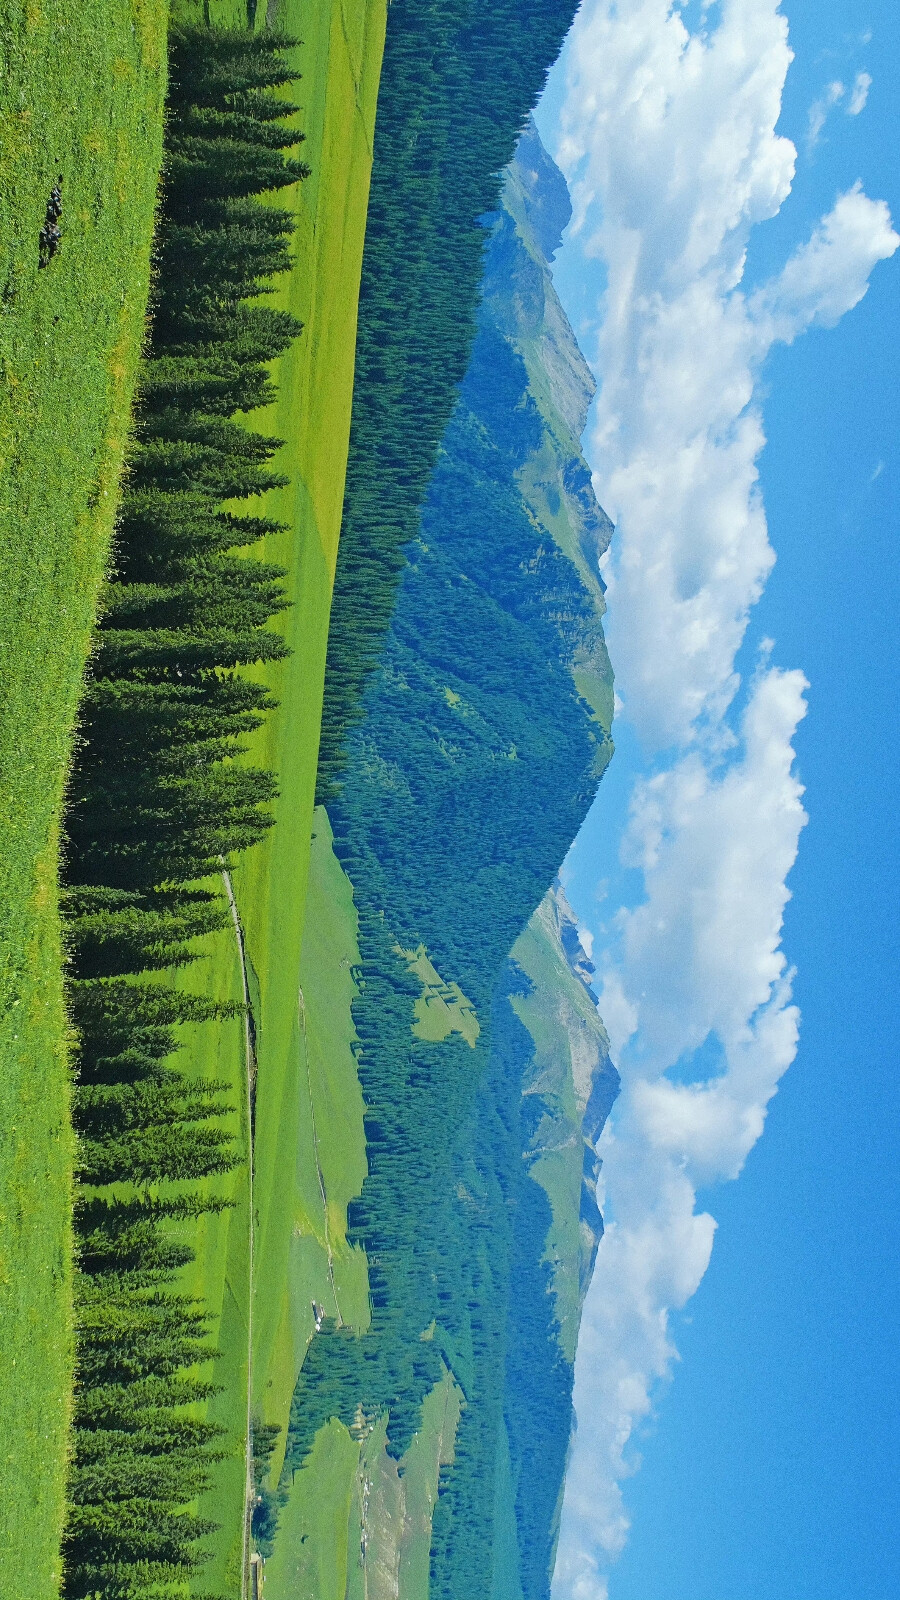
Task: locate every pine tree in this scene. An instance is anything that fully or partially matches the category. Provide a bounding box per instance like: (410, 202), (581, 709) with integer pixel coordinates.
(57, 17), (309, 1596)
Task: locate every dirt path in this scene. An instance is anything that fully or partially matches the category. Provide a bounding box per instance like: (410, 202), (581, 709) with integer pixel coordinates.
(221, 868), (256, 1600)
(297, 984), (343, 1325)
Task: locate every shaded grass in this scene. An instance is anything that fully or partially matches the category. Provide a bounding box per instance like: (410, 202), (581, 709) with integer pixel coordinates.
(0, 4), (166, 1591)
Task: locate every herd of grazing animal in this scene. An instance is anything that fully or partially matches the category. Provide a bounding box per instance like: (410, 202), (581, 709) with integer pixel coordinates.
(38, 174), (63, 267)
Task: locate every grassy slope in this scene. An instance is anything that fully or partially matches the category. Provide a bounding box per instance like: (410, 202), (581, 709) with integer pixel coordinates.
(510, 893), (612, 1363)
(258, 808), (371, 1493)
(232, 0), (386, 1432)
(167, 0), (385, 1585)
(0, 6), (166, 1591)
(398, 1369), (465, 1600)
(264, 1418), (361, 1600)
(265, 1370), (463, 1600)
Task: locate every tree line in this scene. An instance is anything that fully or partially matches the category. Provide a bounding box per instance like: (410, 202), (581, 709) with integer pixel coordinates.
(60, 25), (306, 1599)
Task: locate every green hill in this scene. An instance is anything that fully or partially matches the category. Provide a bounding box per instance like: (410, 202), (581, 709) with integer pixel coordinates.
(269, 114), (618, 1600)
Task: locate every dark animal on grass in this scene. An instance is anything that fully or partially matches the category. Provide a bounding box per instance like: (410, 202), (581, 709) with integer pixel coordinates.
(38, 174), (63, 268)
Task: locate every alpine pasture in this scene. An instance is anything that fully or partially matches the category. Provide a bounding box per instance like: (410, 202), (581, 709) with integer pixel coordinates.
(1, 0), (385, 1591)
(0, 5), (166, 1591)
(160, 1), (387, 1589)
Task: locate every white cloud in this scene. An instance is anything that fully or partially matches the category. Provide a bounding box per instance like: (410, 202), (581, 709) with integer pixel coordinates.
(555, 0), (896, 750)
(609, 666), (808, 1093)
(756, 183), (898, 337)
(807, 79), (844, 151)
(555, 678), (807, 1595)
(590, 171), (895, 750)
(806, 68), (870, 149)
(848, 70), (872, 116)
(544, 3), (898, 1595)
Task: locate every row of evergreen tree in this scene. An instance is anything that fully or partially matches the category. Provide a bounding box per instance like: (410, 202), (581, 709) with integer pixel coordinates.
(60, 26), (306, 1599)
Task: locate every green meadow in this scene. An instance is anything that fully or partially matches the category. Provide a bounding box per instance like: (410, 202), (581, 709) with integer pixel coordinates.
(254, 810), (371, 1488)
(264, 1369), (464, 1600)
(1, 0), (386, 1587)
(166, 0), (387, 1584)
(176, 812), (374, 1596)
(0, 4), (166, 1590)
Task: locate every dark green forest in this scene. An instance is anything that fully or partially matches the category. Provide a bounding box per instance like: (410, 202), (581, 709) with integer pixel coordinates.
(59, 28), (304, 1598)
(286, 151), (612, 1598)
(316, 0), (586, 796)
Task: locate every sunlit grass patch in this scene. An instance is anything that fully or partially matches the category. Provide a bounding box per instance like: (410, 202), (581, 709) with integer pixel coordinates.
(0, 2), (166, 1589)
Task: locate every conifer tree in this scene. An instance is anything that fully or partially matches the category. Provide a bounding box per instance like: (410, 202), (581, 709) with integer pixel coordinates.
(60, 35), (304, 1591)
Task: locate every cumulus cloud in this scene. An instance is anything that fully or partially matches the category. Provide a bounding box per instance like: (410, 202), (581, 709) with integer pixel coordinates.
(554, 668), (807, 1596)
(754, 183), (898, 337)
(848, 71), (872, 116)
(807, 79), (845, 151)
(807, 68), (871, 149)
(544, 3), (897, 1596)
(555, 0), (896, 749)
(553, 1156), (718, 1600)
(610, 666), (808, 1090)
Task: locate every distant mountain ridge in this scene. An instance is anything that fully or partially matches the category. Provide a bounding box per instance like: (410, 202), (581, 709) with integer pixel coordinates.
(510, 882), (619, 1362)
(276, 121), (618, 1600)
(485, 116), (615, 742)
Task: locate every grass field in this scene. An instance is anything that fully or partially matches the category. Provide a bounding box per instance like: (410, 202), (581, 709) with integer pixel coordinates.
(264, 1369), (464, 1600)
(176, 809), (375, 1594)
(264, 1417), (362, 1600)
(165, 0), (387, 1586)
(225, 0), (387, 1426)
(510, 894), (612, 1363)
(254, 809), (371, 1490)
(0, 5), (166, 1590)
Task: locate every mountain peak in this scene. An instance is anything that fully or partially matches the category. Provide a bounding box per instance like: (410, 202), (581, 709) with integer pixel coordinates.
(513, 114), (573, 261)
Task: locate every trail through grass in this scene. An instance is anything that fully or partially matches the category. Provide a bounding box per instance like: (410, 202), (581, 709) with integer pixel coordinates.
(0, 5), (166, 1590)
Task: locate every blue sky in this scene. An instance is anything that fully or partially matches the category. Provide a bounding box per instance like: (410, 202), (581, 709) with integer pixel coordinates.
(535, 3), (899, 1596)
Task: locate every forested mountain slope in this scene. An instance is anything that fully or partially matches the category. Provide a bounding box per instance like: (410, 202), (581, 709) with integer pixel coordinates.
(317, 0), (589, 789)
(267, 122), (618, 1600)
